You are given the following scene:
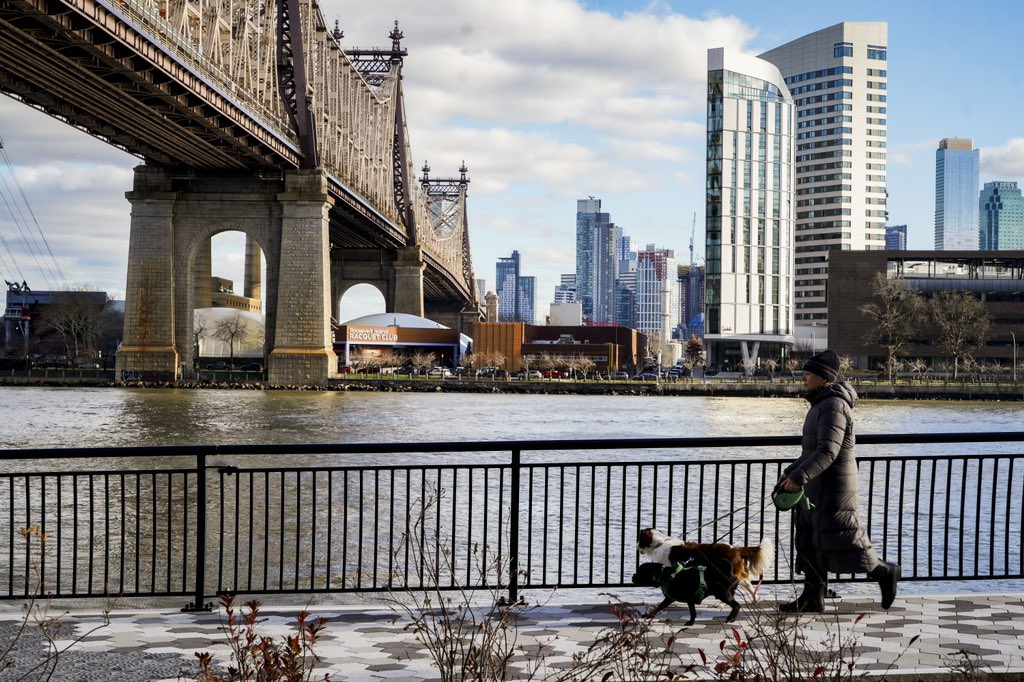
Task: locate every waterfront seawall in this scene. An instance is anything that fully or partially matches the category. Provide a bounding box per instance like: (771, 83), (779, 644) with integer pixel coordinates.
(1, 373), (1023, 400)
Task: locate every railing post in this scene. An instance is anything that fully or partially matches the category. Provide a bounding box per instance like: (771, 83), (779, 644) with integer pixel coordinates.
(506, 448), (521, 605)
(183, 452), (211, 611)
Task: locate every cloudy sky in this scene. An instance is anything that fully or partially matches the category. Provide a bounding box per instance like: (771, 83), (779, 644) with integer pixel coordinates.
(1, 0), (1022, 321)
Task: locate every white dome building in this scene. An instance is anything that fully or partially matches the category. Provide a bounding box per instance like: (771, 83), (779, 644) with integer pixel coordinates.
(338, 313), (471, 367)
(195, 307), (265, 358)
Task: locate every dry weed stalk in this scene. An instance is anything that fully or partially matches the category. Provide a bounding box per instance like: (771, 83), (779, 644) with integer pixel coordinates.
(384, 487), (546, 682)
(556, 590), (915, 680)
(0, 525), (111, 681)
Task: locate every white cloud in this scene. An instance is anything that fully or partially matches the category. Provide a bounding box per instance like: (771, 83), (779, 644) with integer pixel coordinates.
(2, 0), (762, 309)
(981, 138), (1024, 179)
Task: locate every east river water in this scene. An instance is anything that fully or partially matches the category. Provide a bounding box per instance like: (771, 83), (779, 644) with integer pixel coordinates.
(1, 385), (1022, 450)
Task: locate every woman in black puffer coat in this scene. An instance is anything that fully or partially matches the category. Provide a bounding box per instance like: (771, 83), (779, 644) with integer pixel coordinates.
(776, 349), (900, 613)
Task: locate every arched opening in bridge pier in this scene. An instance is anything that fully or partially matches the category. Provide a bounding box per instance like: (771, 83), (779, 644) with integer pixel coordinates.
(193, 231), (267, 370)
(338, 283), (386, 324)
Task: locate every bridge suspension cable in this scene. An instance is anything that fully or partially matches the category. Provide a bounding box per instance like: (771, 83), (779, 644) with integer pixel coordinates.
(0, 138), (67, 290)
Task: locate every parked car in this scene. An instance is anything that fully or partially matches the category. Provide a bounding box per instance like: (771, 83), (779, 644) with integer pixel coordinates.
(338, 364), (354, 374)
(493, 369), (509, 378)
(541, 369), (567, 379)
(525, 370), (543, 379)
(428, 367), (452, 377)
(610, 371), (630, 380)
(207, 361), (231, 371)
(78, 362), (101, 369)
(239, 362), (263, 372)
(632, 372), (659, 381)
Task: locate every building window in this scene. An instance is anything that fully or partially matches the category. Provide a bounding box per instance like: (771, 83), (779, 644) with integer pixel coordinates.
(867, 46), (887, 60)
(834, 42), (853, 58)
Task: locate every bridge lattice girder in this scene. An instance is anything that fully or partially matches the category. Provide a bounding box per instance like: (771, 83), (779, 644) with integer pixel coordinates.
(0, 0), (477, 304)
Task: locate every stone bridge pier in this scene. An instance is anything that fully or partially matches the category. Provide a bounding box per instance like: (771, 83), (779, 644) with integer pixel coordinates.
(115, 166), (337, 386)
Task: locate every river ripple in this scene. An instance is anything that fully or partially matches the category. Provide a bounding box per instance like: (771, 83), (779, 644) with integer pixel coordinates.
(1, 385), (1022, 451)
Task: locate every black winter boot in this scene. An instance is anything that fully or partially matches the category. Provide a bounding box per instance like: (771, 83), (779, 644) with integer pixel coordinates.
(869, 561), (900, 609)
(778, 583), (825, 613)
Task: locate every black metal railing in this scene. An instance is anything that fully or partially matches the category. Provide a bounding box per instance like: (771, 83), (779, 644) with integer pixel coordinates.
(1, 432), (1023, 608)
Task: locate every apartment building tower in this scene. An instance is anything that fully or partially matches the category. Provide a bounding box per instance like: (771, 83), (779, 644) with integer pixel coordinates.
(635, 245), (680, 356)
(759, 22), (889, 346)
(705, 48), (796, 370)
(575, 198), (620, 324)
(495, 250), (536, 324)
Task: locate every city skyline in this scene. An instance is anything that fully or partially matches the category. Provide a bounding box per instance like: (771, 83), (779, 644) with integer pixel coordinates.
(1, 0), (1023, 321)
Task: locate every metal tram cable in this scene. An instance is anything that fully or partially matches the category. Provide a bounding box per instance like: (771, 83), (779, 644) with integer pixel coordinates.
(0, 138), (68, 290)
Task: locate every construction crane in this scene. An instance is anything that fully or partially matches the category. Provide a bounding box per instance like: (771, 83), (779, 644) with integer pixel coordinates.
(688, 212), (696, 268)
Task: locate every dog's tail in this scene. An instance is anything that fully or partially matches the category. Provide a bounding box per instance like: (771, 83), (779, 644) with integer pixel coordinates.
(739, 538), (774, 577)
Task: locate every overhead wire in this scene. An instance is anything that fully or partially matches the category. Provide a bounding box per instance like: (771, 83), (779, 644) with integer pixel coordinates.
(0, 138), (68, 290)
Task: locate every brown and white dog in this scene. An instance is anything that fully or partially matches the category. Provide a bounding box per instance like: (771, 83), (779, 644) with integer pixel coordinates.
(637, 528), (774, 603)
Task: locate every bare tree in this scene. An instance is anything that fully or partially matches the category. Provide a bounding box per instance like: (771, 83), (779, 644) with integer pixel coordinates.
(212, 312), (255, 368)
(859, 272), (926, 383)
(40, 289), (110, 363)
(520, 354), (534, 376)
(539, 352), (556, 375)
(488, 350), (507, 371)
(192, 311), (207, 367)
(763, 356), (779, 381)
(931, 290), (991, 379)
(378, 349), (398, 375)
(838, 354), (854, 377)
(907, 358), (929, 382)
(410, 350), (436, 375)
(575, 355), (595, 380)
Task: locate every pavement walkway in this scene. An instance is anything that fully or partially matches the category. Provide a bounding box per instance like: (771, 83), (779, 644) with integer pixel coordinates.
(3, 592), (1024, 681)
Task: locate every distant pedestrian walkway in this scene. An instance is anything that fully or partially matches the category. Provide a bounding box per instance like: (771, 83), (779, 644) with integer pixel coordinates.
(2, 593), (1024, 680)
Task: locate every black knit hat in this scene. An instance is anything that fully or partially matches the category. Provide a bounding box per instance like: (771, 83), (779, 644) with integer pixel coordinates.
(803, 349), (840, 382)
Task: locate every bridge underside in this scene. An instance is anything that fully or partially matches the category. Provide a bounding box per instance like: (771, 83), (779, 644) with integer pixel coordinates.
(0, 0), (298, 169)
(2, 1), (479, 381)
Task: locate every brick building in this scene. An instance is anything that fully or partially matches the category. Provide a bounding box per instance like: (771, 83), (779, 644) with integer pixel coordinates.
(471, 322), (647, 373)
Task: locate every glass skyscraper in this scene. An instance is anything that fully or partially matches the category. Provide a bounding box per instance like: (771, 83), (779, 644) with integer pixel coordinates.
(705, 47), (795, 369)
(884, 224), (907, 250)
(575, 198), (619, 324)
(759, 22), (889, 343)
(934, 137), (980, 250)
(980, 181), (1024, 250)
(495, 250), (535, 324)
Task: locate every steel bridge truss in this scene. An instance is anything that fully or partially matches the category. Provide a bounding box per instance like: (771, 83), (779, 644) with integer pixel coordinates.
(0, 0), (475, 300)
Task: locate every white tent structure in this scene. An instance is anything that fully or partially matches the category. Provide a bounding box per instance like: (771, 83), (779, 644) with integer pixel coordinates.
(195, 308), (265, 358)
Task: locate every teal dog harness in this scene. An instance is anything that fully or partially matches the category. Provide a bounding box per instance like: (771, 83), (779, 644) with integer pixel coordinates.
(661, 560), (707, 603)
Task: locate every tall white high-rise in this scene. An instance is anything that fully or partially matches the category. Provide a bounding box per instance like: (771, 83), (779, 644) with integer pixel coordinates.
(760, 22), (889, 346)
(704, 47), (795, 370)
(635, 245), (680, 355)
